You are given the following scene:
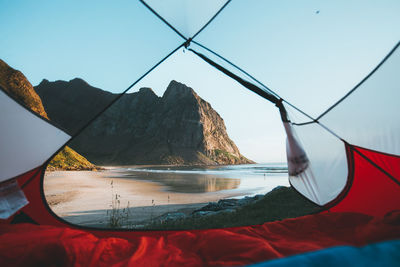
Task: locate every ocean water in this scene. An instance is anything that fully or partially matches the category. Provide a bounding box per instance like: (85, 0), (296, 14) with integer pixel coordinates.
(44, 163), (290, 227)
(113, 163), (289, 198)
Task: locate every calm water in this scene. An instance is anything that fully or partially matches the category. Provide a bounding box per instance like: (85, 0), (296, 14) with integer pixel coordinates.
(112, 163), (289, 197)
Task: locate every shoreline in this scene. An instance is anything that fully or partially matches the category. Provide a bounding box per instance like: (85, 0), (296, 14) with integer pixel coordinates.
(44, 169), (254, 227)
(45, 161), (264, 172)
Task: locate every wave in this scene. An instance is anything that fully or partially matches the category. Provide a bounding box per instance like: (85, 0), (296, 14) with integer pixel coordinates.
(123, 163), (288, 176)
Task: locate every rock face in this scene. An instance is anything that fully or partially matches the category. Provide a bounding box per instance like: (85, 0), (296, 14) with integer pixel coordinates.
(35, 78), (114, 133)
(0, 59), (48, 118)
(0, 59), (96, 170)
(35, 79), (254, 165)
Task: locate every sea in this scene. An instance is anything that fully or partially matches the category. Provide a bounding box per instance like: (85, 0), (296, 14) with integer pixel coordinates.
(113, 163), (289, 198)
(44, 163), (290, 226)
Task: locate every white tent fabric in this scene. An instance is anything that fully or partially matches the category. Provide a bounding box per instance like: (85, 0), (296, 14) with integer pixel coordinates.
(143, 0), (229, 38)
(286, 44), (399, 205)
(283, 122), (309, 176)
(287, 120), (348, 205)
(319, 46), (400, 156)
(0, 0), (398, 213)
(0, 90), (70, 182)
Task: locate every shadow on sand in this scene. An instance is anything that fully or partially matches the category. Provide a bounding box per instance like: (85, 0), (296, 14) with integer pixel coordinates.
(61, 202), (207, 228)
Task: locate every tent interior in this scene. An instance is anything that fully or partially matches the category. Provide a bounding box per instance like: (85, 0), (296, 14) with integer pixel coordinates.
(1, 0), (400, 266)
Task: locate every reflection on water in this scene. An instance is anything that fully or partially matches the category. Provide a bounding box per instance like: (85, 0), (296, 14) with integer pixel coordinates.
(122, 172), (241, 193)
(44, 163), (290, 227)
(112, 163), (289, 195)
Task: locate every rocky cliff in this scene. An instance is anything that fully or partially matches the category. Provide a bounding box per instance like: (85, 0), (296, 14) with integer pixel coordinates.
(0, 59), (48, 118)
(0, 59), (96, 170)
(35, 79), (254, 166)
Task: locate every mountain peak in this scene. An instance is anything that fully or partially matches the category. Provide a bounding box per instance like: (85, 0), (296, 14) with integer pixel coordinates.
(69, 78), (89, 86)
(38, 78), (90, 88)
(33, 78), (253, 165)
(139, 87), (156, 95)
(163, 80), (197, 100)
(39, 79), (50, 85)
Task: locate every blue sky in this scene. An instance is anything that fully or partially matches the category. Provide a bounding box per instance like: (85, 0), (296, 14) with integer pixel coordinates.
(1, 0), (399, 162)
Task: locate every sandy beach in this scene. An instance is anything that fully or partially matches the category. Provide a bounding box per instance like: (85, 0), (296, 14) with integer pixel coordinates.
(44, 168), (249, 227)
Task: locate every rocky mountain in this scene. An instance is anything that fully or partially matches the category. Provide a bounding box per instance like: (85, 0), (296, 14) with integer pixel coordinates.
(0, 59), (96, 170)
(35, 79), (254, 165)
(36, 78), (114, 133)
(0, 59), (48, 118)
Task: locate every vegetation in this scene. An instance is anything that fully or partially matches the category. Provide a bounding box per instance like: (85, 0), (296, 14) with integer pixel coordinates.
(107, 180), (131, 228)
(47, 146), (97, 170)
(212, 149), (239, 162)
(147, 186), (321, 230)
(210, 149), (254, 165)
(214, 149), (237, 159)
(162, 155), (185, 165)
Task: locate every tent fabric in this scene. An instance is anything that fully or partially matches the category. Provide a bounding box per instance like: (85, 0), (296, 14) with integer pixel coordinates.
(283, 122), (309, 176)
(249, 240), (400, 267)
(288, 122), (349, 206)
(142, 0), (230, 39)
(328, 145), (400, 216)
(0, 1), (399, 266)
(0, 89), (70, 182)
(0, 0), (397, 216)
(189, 39), (400, 210)
(193, 1), (400, 118)
(1, 211), (399, 267)
(318, 42), (400, 156)
(284, 41), (400, 208)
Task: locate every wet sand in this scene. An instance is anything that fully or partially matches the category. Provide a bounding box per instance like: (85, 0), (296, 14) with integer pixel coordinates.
(44, 169), (246, 227)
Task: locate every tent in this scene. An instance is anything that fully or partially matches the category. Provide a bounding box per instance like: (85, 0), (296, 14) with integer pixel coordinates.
(1, 1), (400, 266)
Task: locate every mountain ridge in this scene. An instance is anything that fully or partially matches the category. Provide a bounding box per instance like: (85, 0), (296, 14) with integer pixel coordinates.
(35, 79), (254, 166)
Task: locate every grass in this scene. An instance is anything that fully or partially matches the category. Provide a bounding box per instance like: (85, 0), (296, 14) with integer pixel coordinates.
(213, 149), (240, 163)
(47, 146), (96, 170)
(102, 184), (321, 230)
(214, 149), (238, 159)
(147, 186), (321, 230)
(107, 180), (131, 228)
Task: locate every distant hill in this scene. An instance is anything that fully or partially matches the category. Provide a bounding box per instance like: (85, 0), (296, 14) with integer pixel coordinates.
(35, 79), (254, 165)
(0, 59), (96, 170)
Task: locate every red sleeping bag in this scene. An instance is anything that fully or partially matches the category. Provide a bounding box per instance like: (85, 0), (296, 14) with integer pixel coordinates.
(1, 211), (399, 267)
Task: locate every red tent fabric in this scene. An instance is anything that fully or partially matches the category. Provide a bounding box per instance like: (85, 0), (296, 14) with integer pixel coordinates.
(329, 145), (400, 216)
(1, 211), (399, 267)
(0, 3), (399, 266)
(0, 166), (398, 266)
